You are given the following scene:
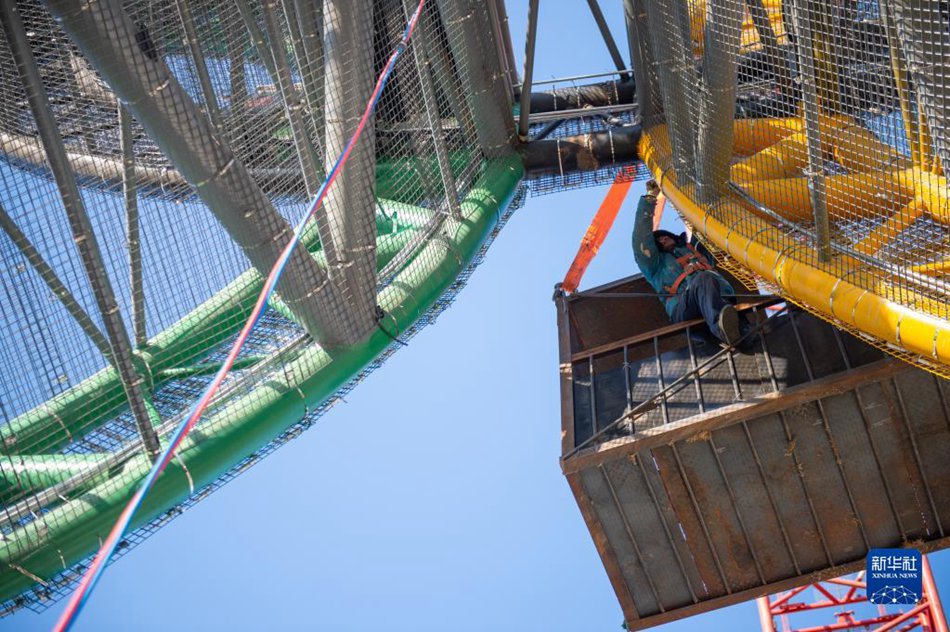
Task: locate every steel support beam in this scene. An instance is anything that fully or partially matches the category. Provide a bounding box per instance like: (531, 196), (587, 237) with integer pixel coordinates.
(232, 0), (278, 80)
(321, 0), (379, 343)
(788, 0), (831, 261)
(441, 0), (515, 157)
(0, 2), (161, 458)
(46, 0), (351, 345)
(744, 0), (792, 94)
(292, 0), (326, 168)
(889, 0), (950, 176)
(517, 0), (539, 139)
(403, 0), (461, 219)
(645, 0), (696, 179)
(422, 4), (476, 147)
(696, 0), (743, 203)
(174, 0), (224, 130)
(488, 0), (519, 91)
(585, 0), (631, 82)
(261, 0), (321, 193)
(282, 0), (325, 174)
(0, 200), (112, 362)
(624, 0), (657, 121)
(223, 11), (248, 153)
(119, 104), (146, 347)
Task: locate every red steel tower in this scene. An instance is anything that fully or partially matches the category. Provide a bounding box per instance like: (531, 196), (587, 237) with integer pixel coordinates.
(758, 557), (948, 632)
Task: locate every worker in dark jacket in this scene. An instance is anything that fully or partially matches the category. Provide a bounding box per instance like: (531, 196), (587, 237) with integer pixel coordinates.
(633, 180), (740, 344)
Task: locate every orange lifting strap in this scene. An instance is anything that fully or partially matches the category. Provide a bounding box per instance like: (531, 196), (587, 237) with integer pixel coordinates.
(561, 167), (638, 293)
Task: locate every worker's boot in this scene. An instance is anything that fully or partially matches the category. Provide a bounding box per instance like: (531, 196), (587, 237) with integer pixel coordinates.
(716, 304), (741, 346)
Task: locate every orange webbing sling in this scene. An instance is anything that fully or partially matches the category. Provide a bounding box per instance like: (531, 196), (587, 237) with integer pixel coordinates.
(561, 167), (638, 293)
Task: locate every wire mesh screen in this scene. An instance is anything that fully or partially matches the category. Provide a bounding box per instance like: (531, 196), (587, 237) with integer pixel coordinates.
(632, 0), (950, 375)
(0, 0), (517, 614)
(524, 109), (650, 196)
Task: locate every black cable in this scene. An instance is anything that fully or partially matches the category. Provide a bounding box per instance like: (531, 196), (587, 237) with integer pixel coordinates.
(374, 306), (408, 347)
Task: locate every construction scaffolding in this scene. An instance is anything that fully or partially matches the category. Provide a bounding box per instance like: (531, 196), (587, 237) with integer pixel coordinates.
(0, 0), (521, 614)
(630, 0), (950, 376)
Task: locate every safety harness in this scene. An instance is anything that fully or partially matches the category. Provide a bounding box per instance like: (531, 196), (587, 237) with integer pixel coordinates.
(664, 244), (713, 295)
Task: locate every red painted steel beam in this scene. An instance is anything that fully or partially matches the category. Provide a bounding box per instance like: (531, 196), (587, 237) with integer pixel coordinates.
(923, 558), (949, 632)
(758, 561), (947, 632)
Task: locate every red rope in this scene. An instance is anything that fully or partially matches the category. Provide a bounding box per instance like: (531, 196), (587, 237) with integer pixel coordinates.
(53, 2), (427, 629)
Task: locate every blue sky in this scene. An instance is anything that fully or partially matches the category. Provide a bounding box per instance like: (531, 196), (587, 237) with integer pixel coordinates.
(7, 1), (950, 630)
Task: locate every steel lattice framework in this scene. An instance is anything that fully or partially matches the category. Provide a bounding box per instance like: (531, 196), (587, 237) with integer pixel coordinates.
(3, 0), (950, 626)
(758, 559), (948, 632)
(0, 0), (521, 615)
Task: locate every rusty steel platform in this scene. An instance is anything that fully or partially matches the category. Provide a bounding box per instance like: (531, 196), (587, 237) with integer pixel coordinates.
(556, 276), (950, 630)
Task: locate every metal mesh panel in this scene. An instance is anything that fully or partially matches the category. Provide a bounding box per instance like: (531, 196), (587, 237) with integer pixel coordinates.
(635, 0), (950, 373)
(524, 110), (651, 196)
(0, 0), (517, 614)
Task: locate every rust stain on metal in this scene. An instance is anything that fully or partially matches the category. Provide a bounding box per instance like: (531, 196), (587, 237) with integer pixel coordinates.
(686, 430), (711, 443)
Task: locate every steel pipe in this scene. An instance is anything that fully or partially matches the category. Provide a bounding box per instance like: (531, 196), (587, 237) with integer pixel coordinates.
(788, 0), (832, 261)
(0, 2), (161, 458)
(321, 0), (379, 342)
(174, 0), (224, 130)
(645, 0), (696, 179)
(293, 0), (326, 140)
(517, 0), (539, 139)
(259, 0), (321, 195)
(745, 0), (792, 95)
(440, 0), (514, 157)
(585, 0), (631, 81)
(403, 0), (461, 218)
(0, 201), (112, 362)
(889, 0), (950, 176)
(696, 0), (743, 203)
(624, 0), (657, 121)
(45, 0), (350, 345)
(119, 105), (146, 347)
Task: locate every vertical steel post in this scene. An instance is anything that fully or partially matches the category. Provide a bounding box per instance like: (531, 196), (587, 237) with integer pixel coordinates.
(119, 104), (146, 347)
(517, 0), (539, 139)
(293, 0), (327, 247)
(426, 3), (477, 148)
(645, 0), (697, 179)
(789, 0), (832, 261)
(696, 0), (743, 203)
(756, 596), (774, 632)
(233, 0), (278, 80)
(403, 0), (462, 219)
(489, 0), (519, 91)
(878, 1), (922, 193)
(282, 0), (325, 174)
(259, 0), (321, 195)
(0, 2), (161, 458)
(223, 9), (249, 153)
(889, 0), (950, 176)
(321, 0), (379, 342)
(46, 0), (349, 345)
(441, 0), (514, 157)
(174, 0), (224, 130)
(624, 0), (657, 121)
(923, 556), (950, 632)
(745, 0), (792, 95)
(585, 0), (631, 81)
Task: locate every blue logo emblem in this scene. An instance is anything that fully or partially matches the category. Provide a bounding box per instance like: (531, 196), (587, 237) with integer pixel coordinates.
(867, 548), (922, 605)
